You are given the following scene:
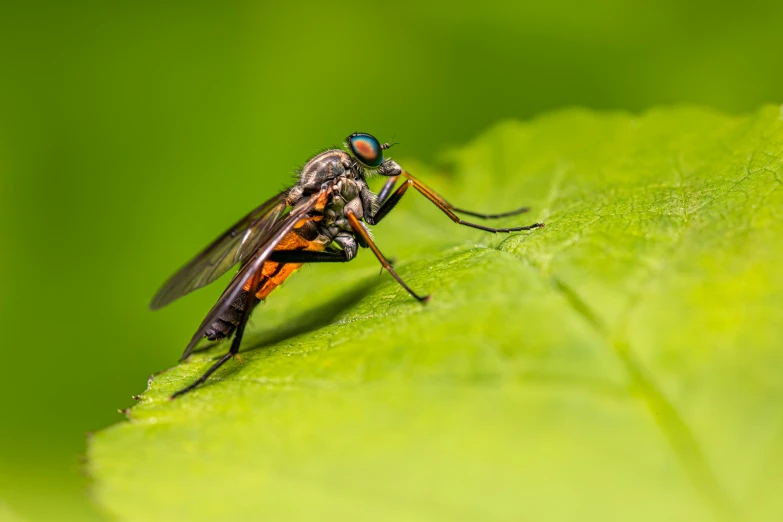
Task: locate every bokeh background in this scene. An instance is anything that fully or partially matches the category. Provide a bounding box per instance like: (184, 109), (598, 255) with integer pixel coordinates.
(1, 1), (781, 520)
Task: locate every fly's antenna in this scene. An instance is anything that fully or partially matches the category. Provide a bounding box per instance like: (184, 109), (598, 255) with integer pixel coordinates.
(381, 134), (399, 150)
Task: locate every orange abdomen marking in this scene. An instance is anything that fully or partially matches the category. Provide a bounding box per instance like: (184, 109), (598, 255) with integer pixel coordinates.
(242, 230), (326, 300)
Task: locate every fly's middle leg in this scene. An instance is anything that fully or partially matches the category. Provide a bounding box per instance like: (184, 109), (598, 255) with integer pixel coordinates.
(345, 210), (429, 303)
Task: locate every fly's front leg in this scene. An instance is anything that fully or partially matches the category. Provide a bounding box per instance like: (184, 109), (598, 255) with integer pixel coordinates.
(376, 176), (399, 204)
(369, 160), (545, 232)
(364, 178), (412, 225)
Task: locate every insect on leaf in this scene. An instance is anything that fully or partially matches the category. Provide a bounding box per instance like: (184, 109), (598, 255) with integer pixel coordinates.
(89, 106), (783, 522)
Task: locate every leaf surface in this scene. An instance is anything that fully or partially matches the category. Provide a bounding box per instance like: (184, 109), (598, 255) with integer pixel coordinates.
(89, 106), (783, 522)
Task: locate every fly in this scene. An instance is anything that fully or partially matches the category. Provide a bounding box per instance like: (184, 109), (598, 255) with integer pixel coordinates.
(151, 133), (544, 398)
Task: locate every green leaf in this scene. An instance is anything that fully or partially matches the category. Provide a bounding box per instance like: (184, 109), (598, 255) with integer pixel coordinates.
(88, 106), (783, 522)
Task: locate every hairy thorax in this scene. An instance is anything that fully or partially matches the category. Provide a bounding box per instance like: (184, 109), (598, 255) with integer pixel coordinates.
(287, 149), (354, 203)
(320, 176), (363, 237)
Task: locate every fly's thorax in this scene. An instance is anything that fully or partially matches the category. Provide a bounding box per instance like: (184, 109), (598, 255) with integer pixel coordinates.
(298, 149), (353, 192)
(316, 177), (369, 239)
(321, 178), (361, 216)
(337, 176), (361, 201)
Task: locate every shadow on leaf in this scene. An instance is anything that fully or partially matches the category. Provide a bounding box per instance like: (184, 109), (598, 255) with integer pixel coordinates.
(244, 274), (383, 353)
(184, 273), (385, 390)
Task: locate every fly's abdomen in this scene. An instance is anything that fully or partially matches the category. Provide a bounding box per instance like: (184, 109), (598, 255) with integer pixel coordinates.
(204, 290), (249, 341)
(202, 261), (301, 342)
(204, 230), (326, 342)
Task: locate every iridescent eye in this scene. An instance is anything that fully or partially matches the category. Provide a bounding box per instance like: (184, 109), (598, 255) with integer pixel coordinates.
(347, 133), (383, 167)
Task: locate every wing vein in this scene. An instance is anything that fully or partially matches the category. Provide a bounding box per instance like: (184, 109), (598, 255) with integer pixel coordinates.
(179, 188), (328, 358)
(149, 191), (289, 309)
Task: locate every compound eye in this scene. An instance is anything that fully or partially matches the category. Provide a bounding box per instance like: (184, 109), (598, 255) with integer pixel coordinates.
(347, 133), (383, 167)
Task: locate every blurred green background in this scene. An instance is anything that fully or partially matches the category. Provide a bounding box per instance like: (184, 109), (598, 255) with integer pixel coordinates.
(0, 1), (781, 520)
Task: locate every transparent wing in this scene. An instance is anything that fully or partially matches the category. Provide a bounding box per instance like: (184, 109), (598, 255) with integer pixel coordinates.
(150, 191), (288, 310)
(180, 190), (326, 358)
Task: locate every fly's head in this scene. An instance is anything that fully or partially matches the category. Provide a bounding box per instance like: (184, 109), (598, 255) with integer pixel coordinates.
(345, 133), (401, 178)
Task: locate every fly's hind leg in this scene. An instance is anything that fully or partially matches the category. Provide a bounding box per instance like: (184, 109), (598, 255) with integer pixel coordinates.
(170, 278), (261, 399)
(172, 244), (360, 398)
(268, 250), (351, 263)
(270, 232), (358, 264)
